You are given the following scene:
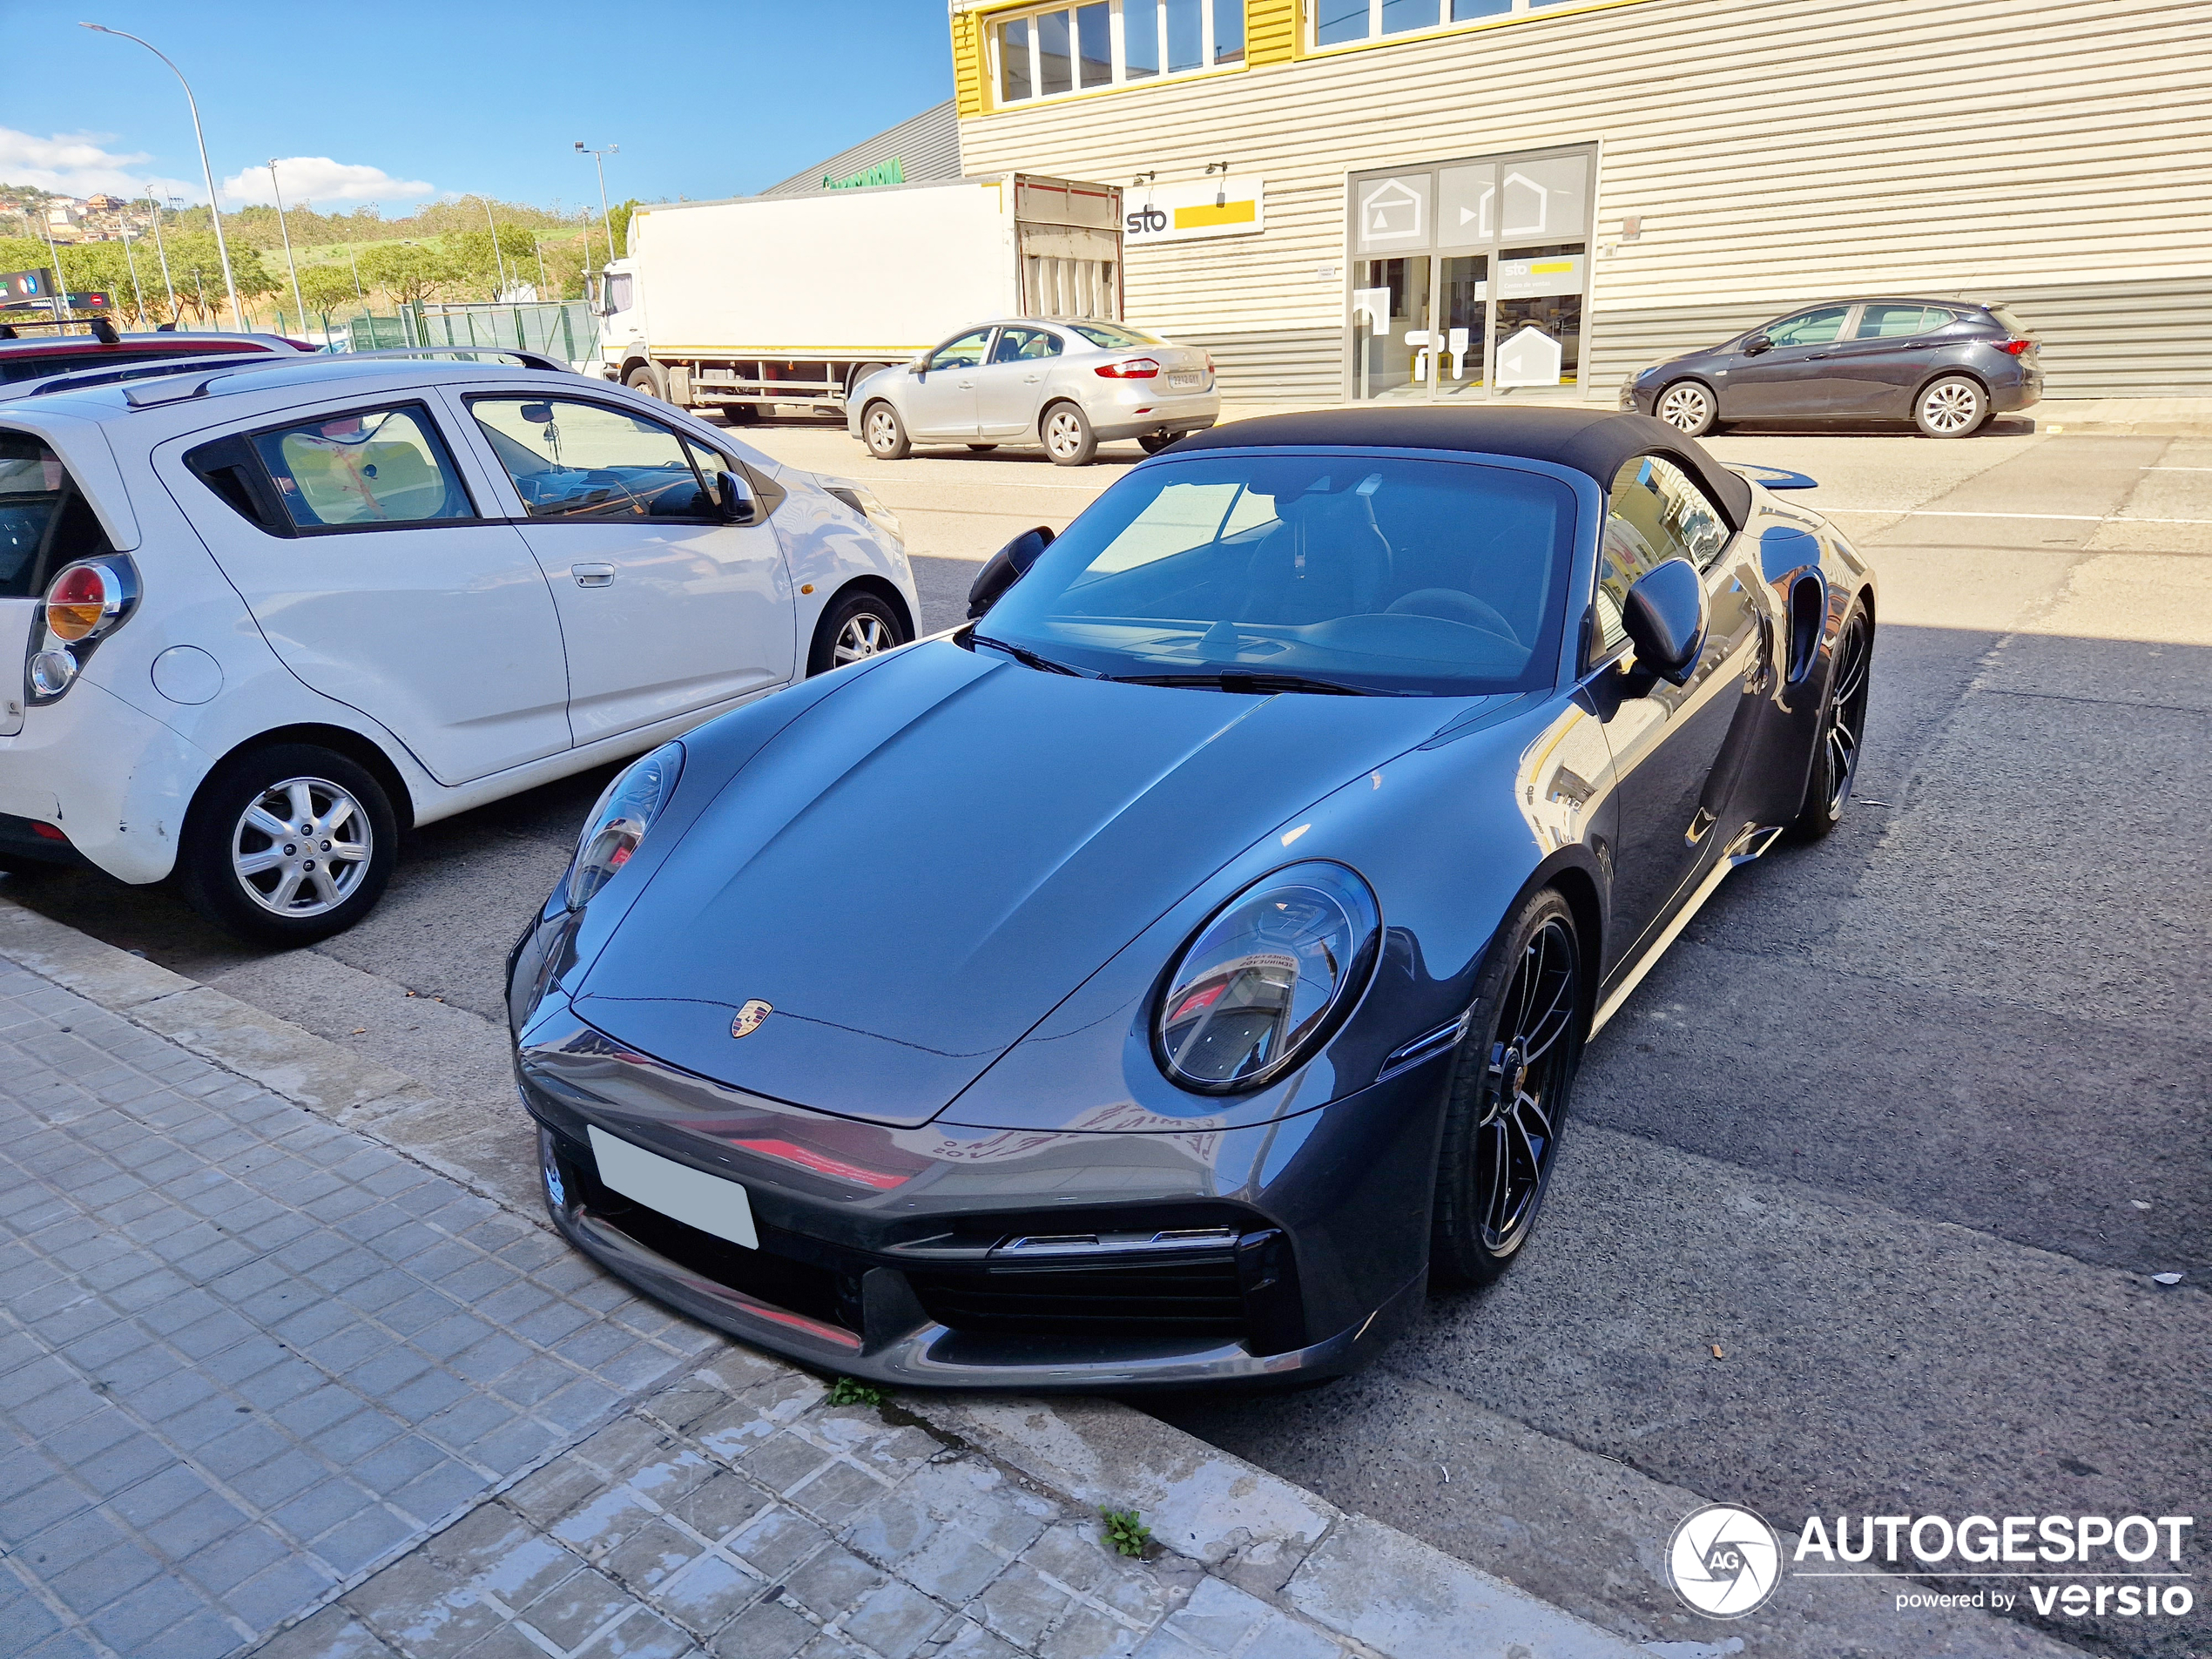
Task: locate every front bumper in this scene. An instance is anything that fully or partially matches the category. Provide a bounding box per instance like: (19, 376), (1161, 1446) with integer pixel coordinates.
(514, 1005), (1446, 1389)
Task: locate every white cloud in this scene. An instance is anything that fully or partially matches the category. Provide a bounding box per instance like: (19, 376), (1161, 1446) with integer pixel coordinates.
(219, 157), (435, 209)
(0, 125), (197, 204)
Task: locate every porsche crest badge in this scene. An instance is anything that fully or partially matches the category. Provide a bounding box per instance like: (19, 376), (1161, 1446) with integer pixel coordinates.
(730, 999), (772, 1039)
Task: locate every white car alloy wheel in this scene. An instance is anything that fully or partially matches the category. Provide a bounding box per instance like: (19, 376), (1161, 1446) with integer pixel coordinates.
(1657, 382), (1715, 435)
(865, 405), (908, 459)
(835, 611), (891, 665)
(1917, 377), (1986, 437)
(232, 776), (374, 918)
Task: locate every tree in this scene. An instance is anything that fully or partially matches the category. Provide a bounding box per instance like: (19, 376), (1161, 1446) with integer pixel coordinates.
(607, 198), (641, 260)
(296, 263), (359, 317)
(446, 225), (547, 299)
(357, 242), (461, 310)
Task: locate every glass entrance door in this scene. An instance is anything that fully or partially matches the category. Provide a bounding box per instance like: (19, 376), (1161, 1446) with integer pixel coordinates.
(1435, 254), (1488, 397)
(1352, 255), (1432, 401)
(1346, 147), (1593, 402)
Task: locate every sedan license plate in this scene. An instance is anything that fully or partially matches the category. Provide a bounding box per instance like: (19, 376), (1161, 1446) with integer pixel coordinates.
(1168, 371), (1203, 389)
(589, 1125), (758, 1249)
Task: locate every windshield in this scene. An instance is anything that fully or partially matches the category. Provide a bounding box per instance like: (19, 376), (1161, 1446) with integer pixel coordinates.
(1065, 320), (1161, 349)
(976, 454), (1577, 695)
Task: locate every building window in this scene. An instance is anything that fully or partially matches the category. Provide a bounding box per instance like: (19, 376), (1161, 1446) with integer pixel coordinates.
(993, 0), (1244, 104)
(1315, 0), (1588, 49)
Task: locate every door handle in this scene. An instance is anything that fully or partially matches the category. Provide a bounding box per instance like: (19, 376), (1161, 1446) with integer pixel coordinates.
(571, 563), (614, 587)
(1022, 374), (1042, 383)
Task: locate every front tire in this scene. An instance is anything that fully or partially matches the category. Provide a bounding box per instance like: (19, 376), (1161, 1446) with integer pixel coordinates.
(624, 364), (664, 401)
(1041, 401), (1097, 466)
(1138, 432), (1180, 455)
(1655, 380), (1719, 437)
(807, 589), (909, 677)
(863, 401), (911, 460)
(178, 744), (397, 945)
(1430, 888), (1585, 1287)
(1915, 375), (1987, 438)
(1789, 606), (1872, 841)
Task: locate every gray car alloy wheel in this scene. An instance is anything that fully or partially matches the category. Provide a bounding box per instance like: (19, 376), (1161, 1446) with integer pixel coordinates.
(864, 405), (907, 459)
(1656, 381), (1716, 435)
(834, 611), (892, 665)
(1043, 406), (1089, 462)
(1917, 377), (1986, 437)
(231, 776), (373, 918)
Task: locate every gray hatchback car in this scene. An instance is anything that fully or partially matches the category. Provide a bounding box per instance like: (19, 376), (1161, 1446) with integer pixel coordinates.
(1621, 298), (2042, 438)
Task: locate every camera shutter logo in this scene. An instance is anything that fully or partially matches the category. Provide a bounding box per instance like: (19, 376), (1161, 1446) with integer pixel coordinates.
(1666, 1503), (1783, 1618)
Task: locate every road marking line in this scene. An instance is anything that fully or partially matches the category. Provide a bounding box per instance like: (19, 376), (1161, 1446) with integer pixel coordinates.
(2141, 466), (2212, 471)
(1823, 508), (2212, 526)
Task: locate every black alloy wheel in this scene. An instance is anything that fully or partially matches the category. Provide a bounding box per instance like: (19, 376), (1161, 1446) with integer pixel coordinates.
(1790, 608), (1871, 840)
(1431, 888), (1585, 1285)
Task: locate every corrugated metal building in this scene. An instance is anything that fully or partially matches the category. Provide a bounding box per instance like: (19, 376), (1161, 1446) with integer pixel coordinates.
(947, 0), (2212, 403)
(759, 99), (964, 198)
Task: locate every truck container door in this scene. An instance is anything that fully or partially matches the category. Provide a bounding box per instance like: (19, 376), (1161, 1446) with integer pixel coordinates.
(458, 393), (794, 745)
(905, 328), (995, 440)
(974, 326), (1064, 437)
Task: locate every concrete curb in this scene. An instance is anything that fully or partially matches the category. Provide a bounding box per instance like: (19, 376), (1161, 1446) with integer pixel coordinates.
(0, 894), (1647, 1658)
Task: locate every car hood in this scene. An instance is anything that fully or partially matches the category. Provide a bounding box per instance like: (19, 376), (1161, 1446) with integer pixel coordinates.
(572, 641), (1459, 1126)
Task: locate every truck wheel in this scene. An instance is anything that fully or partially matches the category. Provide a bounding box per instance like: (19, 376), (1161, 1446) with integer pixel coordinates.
(720, 405), (760, 426)
(1042, 402), (1097, 466)
(624, 364), (664, 401)
(863, 401), (911, 460)
(178, 743), (398, 945)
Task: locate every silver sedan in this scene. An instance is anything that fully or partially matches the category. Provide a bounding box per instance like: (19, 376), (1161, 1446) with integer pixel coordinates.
(847, 318), (1218, 466)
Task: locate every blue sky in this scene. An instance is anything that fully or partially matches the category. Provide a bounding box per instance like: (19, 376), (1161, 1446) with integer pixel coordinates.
(0, 1), (954, 213)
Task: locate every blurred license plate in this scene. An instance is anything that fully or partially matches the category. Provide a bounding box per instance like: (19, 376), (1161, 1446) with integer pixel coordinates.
(1169, 372), (1203, 388)
(589, 1125), (758, 1248)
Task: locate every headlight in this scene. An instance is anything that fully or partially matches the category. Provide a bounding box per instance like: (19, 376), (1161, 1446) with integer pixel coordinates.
(568, 742), (684, 909)
(1155, 861), (1381, 1094)
(820, 477), (902, 541)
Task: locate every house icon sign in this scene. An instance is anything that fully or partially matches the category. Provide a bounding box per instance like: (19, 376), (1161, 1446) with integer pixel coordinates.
(1360, 179), (1424, 242)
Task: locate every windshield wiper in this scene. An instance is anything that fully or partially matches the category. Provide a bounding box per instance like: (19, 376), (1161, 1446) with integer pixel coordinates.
(968, 633), (1096, 677)
(1109, 671), (1392, 697)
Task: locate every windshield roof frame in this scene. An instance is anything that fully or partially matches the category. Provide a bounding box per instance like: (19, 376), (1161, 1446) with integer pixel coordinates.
(988, 442), (1602, 701)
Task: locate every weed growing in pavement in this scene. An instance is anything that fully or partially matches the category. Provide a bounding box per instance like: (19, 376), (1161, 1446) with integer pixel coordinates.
(1102, 1507), (1152, 1558)
(826, 1376), (887, 1407)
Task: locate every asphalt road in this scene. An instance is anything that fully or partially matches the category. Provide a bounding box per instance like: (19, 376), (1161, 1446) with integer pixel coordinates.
(10, 414), (2207, 1659)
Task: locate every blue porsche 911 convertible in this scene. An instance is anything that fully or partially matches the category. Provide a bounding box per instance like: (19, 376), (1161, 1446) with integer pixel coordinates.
(507, 406), (1874, 1389)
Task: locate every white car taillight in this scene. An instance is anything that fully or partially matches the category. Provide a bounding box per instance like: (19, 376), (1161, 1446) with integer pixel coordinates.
(29, 556), (138, 705)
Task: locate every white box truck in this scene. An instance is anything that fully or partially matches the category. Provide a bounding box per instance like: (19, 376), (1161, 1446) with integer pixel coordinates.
(590, 174), (1123, 420)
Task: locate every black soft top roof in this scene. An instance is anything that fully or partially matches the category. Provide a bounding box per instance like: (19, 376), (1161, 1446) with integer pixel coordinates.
(1173, 405), (1754, 529)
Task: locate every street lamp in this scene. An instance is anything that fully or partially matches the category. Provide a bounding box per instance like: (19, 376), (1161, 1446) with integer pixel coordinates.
(575, 142), (617, 266)
(267, 159), (307, 334)
(146, 189), (178, 322)
(81, 23), (243, 330)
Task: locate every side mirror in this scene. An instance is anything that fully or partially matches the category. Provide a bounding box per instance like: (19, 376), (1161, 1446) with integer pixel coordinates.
(717, 469), (754, 523)
(1741, 332), (1772, 355)
(1622, 557), (1708, 686)
(967, 525), (1055, 618)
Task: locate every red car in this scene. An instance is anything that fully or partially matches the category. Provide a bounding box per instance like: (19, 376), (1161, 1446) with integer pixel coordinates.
(0, 318), (309, 388)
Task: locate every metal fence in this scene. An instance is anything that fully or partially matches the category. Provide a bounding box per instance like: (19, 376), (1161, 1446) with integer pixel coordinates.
(339, 300), (600, 365)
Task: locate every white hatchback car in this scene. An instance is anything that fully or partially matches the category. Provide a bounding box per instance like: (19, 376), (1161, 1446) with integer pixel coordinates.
(848, 318), (1217, 466)
(0, 353), (915, 941)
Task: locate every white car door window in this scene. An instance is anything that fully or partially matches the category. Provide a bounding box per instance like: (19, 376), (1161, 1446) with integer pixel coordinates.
(169, 401), (572, 786)
(975, 327), (1063, 436)
(464, 395), (794, 743)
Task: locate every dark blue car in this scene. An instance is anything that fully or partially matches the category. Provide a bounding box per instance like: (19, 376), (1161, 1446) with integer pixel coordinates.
(1621, 297), (2041, 439)
(508, 407), (1875, 1390)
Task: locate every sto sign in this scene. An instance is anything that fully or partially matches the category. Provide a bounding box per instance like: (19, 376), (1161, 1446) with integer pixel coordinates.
(1125, 177), (1267, 246)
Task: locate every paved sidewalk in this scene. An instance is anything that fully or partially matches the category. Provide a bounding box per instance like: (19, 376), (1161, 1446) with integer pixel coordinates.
(0, 943), (1640, 1659)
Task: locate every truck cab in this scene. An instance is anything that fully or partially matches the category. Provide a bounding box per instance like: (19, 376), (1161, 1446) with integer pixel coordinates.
(590, 260), (645, 384)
